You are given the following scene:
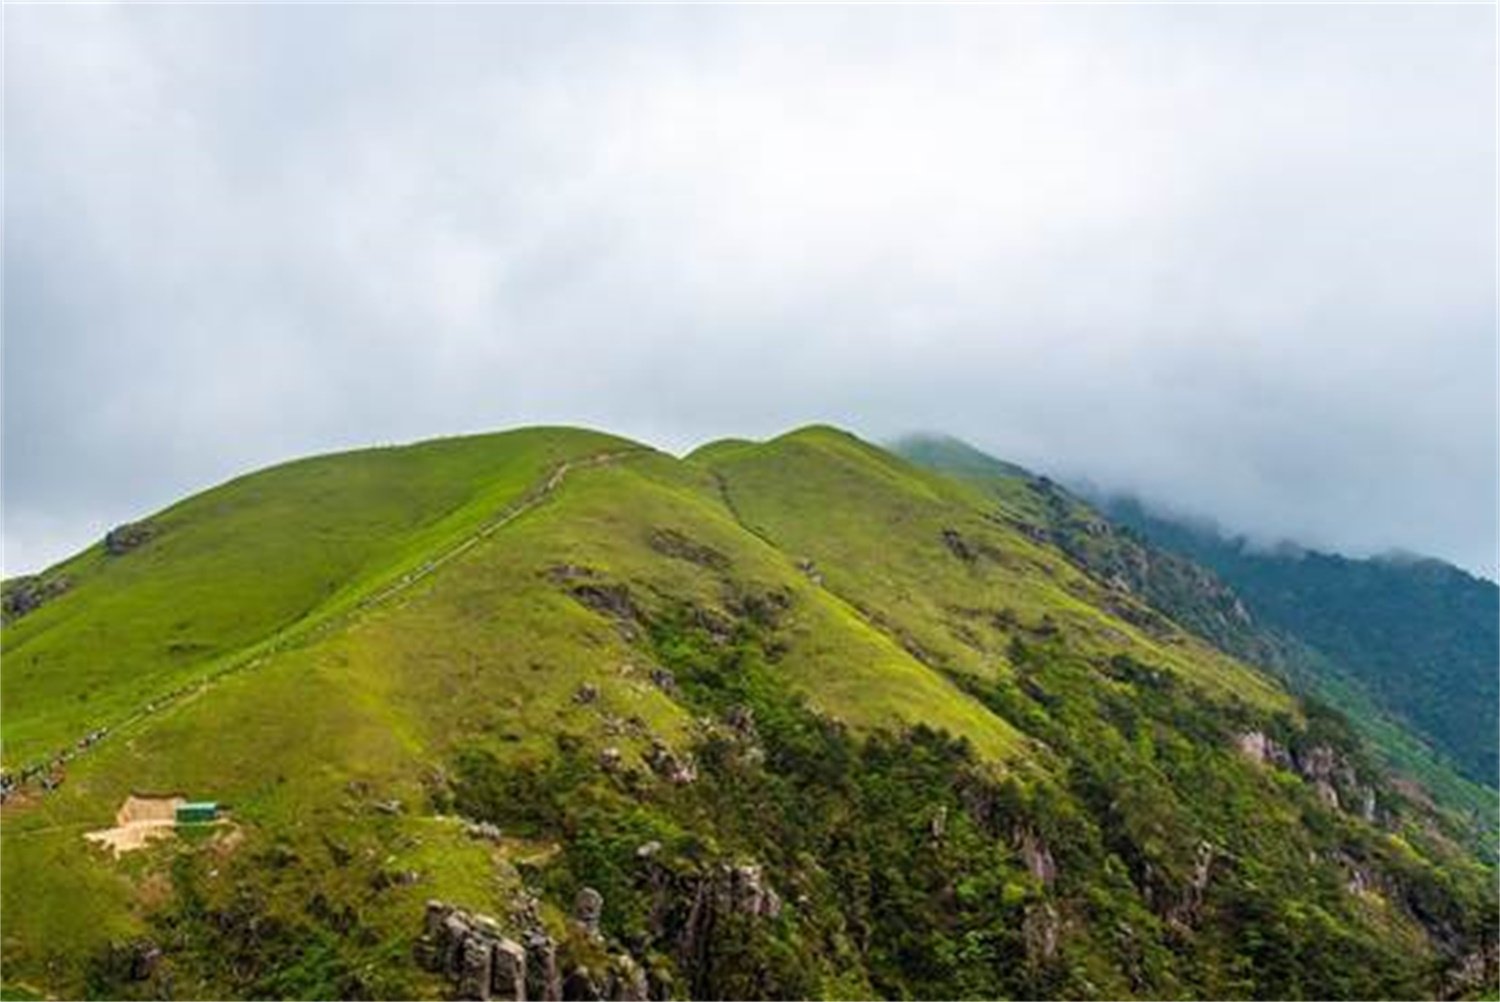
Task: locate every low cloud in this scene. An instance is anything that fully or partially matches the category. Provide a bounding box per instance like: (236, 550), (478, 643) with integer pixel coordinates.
(4, 5), (1494, 576)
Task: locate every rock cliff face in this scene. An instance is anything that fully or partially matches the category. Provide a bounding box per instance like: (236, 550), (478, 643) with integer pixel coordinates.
(417, 901), (546, 1001)
(1234, 729), (1291, 769)
(1234, 730), (1378, 822)
(418, 855), (788, 1000)
(1014, 827), (1057, 885)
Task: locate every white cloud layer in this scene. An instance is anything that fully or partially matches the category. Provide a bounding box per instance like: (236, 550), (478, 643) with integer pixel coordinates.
(4, 5), (1496, 576)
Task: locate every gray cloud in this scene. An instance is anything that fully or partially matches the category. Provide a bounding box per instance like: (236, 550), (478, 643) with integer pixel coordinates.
(4, 5), (1495, 577)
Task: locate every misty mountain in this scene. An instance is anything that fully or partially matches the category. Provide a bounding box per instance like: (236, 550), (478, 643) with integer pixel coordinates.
(1094, 496), (1499, 790)
(2, 427), (1494, 1000)
(894, 433), (1498, 836)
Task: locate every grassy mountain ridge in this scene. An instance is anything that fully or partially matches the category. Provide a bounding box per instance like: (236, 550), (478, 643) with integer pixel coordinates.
(701, 427), (1288, 711)
(2, 427), (639, 767)
(2, 425), (1495, 1000)
(891, 432), (1497, 848)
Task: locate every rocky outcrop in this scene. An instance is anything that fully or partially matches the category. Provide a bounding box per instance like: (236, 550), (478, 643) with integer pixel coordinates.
(524, 929), (562, 1002)
(1293, 743), (1367, 813)
(1356, 785), (1377, 823)
(104, 521), (156, 556)
(1165, 840), (1219, 927)
(724, 704), (757, 741)
(941, 528), (978, 564)
(418, 900), (542, 1001)
(928, 806), (948, 843)
(795, 558), (825, 586)
(557, 955), (648, 1002)
(1014, 828), (1057, 885)
(461, 928), (497, 1000)
(2, 574), (70, 621)
(1329, 849), (1397, 901)
(1189, 841), (1215, 899)
(491, 939), (527, 1001)
(645, 740), (697, 785)
(1443, 942), (1500, 1000)
(466, 821), (503, 843)
(508, 892), (560, 1002)
(724, 863), (782, 919)
(568, 583), (642, 638)
(1235, 733), (1379, 823)
(421, 855), (787, 1000)
(610, 854), (786, 997)
(1295, 744), (1344, 808)
(646, 528), (729, 571)
(675, 860), (783, 976)
(1234, 730), (1292, 769)
(558, 955), (651, 1002)
(574, 887), (604, 939)
(1022, 902), (1061, 964)
(724, 587), (793, 630)
(422, 856), (786, 1001)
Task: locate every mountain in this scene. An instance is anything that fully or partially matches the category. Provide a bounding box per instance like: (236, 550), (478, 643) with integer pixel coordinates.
(893, 434), (1498, 842)
(1093, 496), (1499, 790)
(889, 435), (1277, 667)
(3, 426), (1495, 1001)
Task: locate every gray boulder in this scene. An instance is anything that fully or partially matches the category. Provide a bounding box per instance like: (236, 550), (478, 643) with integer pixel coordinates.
(574, 886), (604, 938)
(524, 929), (562, 1002)
(460, 933), (495, 1000)
(1, 574), (70, 621)
(491, 938), (527, 1001)
(104, 521), (156, 556)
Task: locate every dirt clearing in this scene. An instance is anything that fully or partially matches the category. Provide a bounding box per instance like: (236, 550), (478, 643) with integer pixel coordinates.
(84, 794), (185, 856)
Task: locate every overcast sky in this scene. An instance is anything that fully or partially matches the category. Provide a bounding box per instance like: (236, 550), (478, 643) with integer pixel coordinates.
(4, 5), (1496, 579)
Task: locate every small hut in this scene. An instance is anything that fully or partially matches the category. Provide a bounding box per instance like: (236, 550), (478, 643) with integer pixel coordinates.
(174, 801), (220, 824)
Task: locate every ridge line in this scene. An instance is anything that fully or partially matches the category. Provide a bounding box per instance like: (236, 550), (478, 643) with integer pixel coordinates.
(6, 447), (649, 799)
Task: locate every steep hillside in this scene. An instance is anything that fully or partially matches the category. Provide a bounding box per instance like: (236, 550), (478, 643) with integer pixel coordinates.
(699, 427), (1287, 709)
(893, 434), (1497, 847)
(888, 435), (1276, 665)
(2, 427), (1495, 1001)
(1098, 498), (1499, 788)
(1, 427), (640, 767)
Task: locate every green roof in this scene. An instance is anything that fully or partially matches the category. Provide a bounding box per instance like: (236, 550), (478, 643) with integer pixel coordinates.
(175, 802), (219, 823)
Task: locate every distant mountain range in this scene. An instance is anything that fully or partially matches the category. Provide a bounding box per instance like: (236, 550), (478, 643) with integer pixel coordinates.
(3, 426), (1494, 1000)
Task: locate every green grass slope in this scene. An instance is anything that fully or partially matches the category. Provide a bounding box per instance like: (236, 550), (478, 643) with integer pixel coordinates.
(890, 434), (1497, 849)
(3, 432), (1020, 996)
(2, 427), (637, 767)
(2, 425), (1495, 1000)
(697, 426), (1289, 713)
